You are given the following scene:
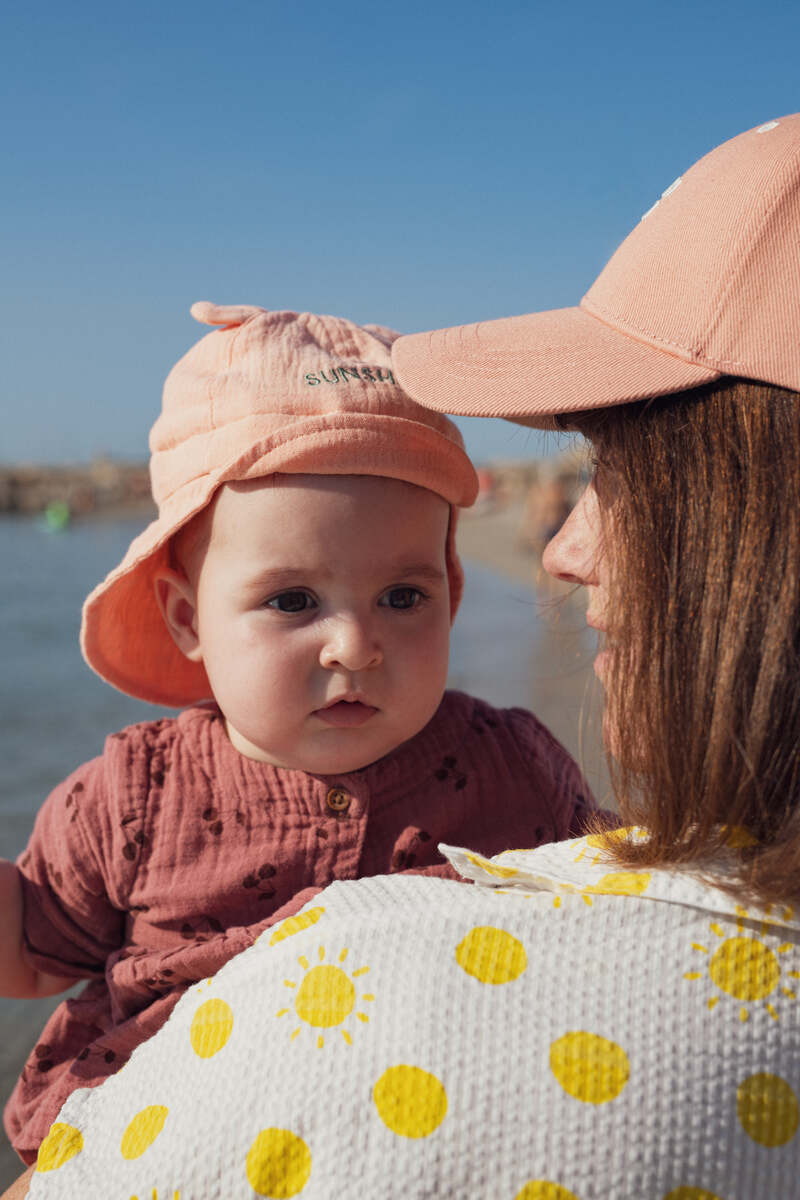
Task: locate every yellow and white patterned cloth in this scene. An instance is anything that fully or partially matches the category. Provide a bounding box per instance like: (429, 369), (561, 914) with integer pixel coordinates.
(28, 831), (800, 1199)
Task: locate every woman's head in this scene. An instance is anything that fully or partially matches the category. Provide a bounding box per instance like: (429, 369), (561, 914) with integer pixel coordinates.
(544, 378), (800, 904)
(392, 116), (800, 904)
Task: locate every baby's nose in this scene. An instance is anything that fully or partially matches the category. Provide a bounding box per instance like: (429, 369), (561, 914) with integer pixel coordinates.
(319, 616), (383, 672)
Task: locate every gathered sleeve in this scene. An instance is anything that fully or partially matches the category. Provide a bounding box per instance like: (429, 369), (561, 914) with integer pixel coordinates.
(16, 757), (126, 980)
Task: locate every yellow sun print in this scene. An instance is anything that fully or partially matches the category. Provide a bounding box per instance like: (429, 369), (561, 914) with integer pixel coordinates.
(276, 946), (374, 1046)
(128, 1191), (181, 1199)
(684, 906), (798, 1022)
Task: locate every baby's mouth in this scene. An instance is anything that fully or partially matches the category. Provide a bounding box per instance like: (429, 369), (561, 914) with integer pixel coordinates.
(313, 699), (378, 727)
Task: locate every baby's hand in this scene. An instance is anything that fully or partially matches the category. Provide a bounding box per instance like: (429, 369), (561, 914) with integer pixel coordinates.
(0, 861), (72, 998)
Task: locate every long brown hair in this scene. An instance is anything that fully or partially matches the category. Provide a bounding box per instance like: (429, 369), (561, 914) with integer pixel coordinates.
(570, 378), (800, 906)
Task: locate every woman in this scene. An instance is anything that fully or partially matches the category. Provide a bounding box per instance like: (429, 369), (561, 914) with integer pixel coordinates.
(11, 116), (800, 1200)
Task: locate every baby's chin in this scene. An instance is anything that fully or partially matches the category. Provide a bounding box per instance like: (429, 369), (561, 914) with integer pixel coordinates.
(224, 716), (416, 775)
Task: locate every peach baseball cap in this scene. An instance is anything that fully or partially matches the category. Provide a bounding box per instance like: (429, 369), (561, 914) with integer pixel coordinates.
(81, 304), (478, 706)
(393, 115), (800, 426)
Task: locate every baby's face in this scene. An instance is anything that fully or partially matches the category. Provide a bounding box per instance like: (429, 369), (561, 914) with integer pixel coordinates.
(187, 474), (452, 773)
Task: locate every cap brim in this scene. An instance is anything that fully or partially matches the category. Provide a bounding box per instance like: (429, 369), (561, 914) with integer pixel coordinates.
(392, 305), (720, 429)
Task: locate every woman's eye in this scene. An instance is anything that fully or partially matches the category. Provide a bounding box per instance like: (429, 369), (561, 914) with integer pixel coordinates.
(266, 590), (314, 613)
(381, 586), (424, 610)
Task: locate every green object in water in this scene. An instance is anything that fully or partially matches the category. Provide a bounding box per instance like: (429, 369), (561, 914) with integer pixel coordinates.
(44, 501), (71, 532)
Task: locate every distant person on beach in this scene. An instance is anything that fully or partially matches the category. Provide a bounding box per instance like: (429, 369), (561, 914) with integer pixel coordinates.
(8, 114), (800, 1200)
(0, 304), (598, 1168)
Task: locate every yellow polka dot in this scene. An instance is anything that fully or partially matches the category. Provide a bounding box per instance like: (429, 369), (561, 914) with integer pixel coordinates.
(455, 926), (528, 985)
(549, 1032), (629, 1104)
(269, 908), (325, 945)
(662, 1188), (723, 1200)
(515, 1182), (580, 1199)
(737, 1072), (799, 1147)
(295, 964), (355, 1027)
(190, 997), (234, 1058)
(708, 936), (780, 1001)
(36, 1123), (84, 1172)
(373, 1065), (448, 1138)
(246, 1128), (312, 1197)
(465, 852), (519, 878)
(586, 872), (651, 897)
(120, 1105), (169, 1160)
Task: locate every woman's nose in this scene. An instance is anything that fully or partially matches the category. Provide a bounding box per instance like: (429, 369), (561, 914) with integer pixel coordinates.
(319, 616), (383, 672)
(542, 485), (602, 587)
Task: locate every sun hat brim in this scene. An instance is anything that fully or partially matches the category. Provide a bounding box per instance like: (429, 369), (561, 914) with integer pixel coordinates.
(392, 304), (720, 429)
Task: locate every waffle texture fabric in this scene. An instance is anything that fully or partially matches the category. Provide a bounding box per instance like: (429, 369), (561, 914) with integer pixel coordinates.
(8, 692), (594, 1164)
(28, 831), (800, 1199)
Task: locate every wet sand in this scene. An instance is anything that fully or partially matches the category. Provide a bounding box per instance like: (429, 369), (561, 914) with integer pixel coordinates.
(0, 503), (608, 1187)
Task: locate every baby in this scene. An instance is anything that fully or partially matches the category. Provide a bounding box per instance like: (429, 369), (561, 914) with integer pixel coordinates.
(2, 302), (596, 1165)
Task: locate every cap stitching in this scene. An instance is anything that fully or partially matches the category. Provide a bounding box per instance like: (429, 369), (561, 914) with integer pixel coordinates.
(583, 297), (748, 370)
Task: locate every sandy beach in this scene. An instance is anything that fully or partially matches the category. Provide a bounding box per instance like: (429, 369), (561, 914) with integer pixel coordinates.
(0, 501), (608, 1187)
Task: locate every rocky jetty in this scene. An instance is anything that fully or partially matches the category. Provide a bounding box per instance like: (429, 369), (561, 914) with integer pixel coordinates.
(0, 460), (153, 516)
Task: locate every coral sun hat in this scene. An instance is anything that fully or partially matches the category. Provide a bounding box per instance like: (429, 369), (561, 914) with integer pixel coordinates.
(81, 305), (478, 708)
(392, 115), (800, 427)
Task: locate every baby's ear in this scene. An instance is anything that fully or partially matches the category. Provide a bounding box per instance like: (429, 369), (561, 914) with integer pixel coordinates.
(154, 569), (203, 662)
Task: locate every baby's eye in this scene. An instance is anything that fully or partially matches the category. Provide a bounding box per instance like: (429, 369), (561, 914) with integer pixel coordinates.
(380, 586), (425, 611)
(265, 590), (316, 614)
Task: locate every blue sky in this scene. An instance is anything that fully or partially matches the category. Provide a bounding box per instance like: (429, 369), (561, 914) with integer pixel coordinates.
(2, 0), (799, 465)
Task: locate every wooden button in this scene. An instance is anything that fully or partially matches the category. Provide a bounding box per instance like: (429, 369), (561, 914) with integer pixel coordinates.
(326, 787), (351, 814)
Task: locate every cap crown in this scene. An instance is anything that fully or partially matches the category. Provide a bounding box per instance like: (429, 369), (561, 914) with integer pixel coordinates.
(583, 115), (800, 391)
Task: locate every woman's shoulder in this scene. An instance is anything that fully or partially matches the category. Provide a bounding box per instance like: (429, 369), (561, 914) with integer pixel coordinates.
(36, 836), (800, 1198)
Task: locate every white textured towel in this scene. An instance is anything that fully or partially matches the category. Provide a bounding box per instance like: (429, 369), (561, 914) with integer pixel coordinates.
(28, 831), (800, 1199)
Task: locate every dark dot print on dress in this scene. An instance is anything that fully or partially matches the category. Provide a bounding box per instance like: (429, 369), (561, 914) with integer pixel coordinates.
(242, 863), (277, 900)
(180, 915), (224, 941)
(76, 1045), (117, 1068)
(202, 806), (245, 836)
(64, 780), (83, 823)
(391, 829), (433, 871)
(34, 1044), (53, 1073)
(202, 806), (224, 836)
(434, 755), (467, 790)
(142, 967), (177, 992)
(120, 814), (150, 862)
